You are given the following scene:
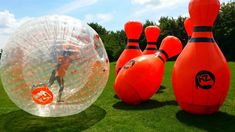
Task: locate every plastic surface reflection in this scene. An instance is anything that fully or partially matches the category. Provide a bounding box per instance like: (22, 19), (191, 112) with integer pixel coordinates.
(0, 15), (109, 117)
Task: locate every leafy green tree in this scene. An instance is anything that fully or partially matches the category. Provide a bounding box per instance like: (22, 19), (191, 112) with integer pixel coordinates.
(214, 1), (235, 61)
(88, 1), (234, 61)
(89, 23), (107, 36)
(159, 16), (188, 46)
(89, 23), (126, 61)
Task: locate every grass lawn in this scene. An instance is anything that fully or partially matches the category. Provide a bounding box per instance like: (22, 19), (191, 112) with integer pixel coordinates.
(0, 61), (235, 132)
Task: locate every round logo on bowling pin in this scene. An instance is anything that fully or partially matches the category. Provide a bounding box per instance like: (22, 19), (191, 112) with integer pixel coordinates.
(123, 60), (136, 69)
(195, 70), (215, 90)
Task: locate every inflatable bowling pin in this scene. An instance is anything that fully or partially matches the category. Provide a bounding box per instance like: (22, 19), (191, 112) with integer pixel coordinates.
(184, 17), (193, 39)
(143, 26), (160, 55)
(172, 0), (230, 114)
(115, 21), (143, 76)
(115, 36), (182, 105)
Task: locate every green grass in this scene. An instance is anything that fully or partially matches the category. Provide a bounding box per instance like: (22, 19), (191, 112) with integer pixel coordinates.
(0, 62), (235, 132)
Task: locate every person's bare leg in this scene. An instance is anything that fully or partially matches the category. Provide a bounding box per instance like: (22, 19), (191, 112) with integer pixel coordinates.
(47, 70), (56, 88)
(56, 77), (64, 102)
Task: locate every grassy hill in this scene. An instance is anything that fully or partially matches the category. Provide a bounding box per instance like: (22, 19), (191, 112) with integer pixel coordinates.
(0, 62), (235, 132)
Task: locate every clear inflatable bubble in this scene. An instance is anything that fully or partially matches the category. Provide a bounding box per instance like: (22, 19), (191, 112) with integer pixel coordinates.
(0, 15), (109, 117)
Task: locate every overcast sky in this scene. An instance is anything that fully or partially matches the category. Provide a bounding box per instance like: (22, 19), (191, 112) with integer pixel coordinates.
(0, 0), (231, 48)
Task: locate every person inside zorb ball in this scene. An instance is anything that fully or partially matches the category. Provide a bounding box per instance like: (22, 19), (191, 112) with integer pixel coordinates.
(46, 41), (81, 103)
(0, 15), (109, 117)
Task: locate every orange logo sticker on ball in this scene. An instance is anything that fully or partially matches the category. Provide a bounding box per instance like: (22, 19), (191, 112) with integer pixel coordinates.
(32, 85), (53, 105)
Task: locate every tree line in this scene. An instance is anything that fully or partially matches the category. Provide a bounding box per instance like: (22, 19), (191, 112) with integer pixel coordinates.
(0, 2), (234, 61)
(89, 1), (234, 62)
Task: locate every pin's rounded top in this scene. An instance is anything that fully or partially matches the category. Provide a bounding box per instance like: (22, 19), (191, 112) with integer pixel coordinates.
(189, 0), (220, 26)
(145, 26), (160, 42)
(124, 21), (143, 39)
(184, 17), (193, 37)
(159, 36), (182, 59)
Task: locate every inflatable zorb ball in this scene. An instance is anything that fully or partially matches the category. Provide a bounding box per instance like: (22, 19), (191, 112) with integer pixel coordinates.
(0, 15), (109, 117)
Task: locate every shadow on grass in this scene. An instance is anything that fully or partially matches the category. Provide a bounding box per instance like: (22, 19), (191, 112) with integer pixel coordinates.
(114, 85), (167, 100)
(176, 110), (235, 132)
(156, 85), (166, 94)
(114, 94), (119, 99)
(0, 105), (106, 132)
(113, 100), (177, 110)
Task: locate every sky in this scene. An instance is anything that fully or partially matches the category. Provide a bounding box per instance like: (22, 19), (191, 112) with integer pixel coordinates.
(0, 0), (231, 48)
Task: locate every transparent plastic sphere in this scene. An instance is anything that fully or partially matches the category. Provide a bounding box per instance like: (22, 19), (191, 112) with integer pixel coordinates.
(0, 15), (109, 117)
